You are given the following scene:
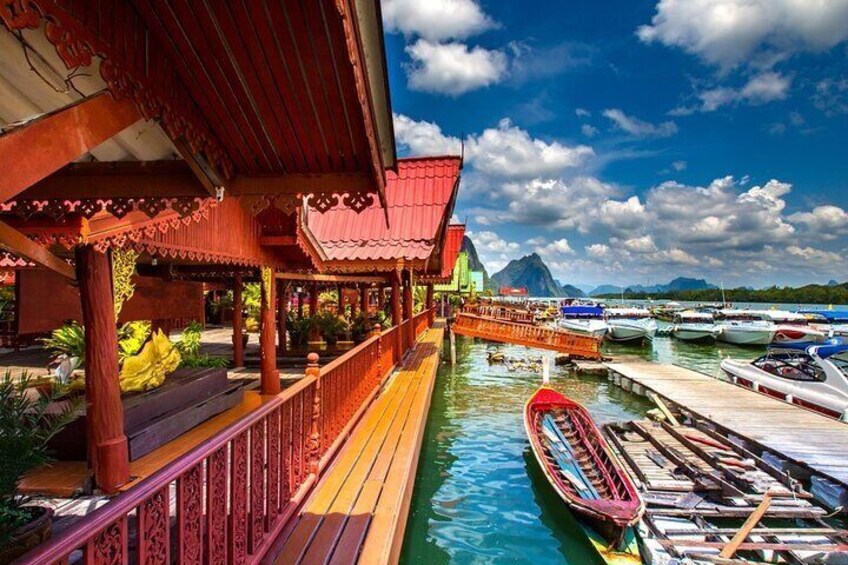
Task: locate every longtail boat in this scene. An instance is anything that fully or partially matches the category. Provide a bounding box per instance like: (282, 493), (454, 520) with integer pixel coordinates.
(524, 386), (644, 563)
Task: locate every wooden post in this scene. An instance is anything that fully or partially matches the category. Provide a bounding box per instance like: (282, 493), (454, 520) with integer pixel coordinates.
(297, 291), (304, 319)
(277, 281), (287, 356)
(360, 284), (368, 314)
(309, 283), (319, 316)
(232, 273), (244, 368)
(426, 283), (434, 325)
(260, 270), (279, 395)
(76, 245), (129, 494)
(378, 287), (386, 310)
(337, 286), (345, 315)
(450, 329), (456, 366)
(403, 270), (413, 348)
(306, 353), (321, 473)
(390, 273), (402, 364)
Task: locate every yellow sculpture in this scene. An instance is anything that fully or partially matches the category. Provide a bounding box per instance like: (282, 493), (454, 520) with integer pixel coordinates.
(119, 329), (181, 393)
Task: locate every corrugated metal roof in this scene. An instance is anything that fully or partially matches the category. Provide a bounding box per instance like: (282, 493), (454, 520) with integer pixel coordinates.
(308, 156), (461, 261)
(441, 224), (465, 278)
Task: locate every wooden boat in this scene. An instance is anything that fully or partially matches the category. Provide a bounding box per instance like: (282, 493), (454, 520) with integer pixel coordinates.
(524, 387), (644, 561)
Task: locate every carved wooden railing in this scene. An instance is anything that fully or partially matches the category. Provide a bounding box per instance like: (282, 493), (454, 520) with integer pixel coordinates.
(413, 309), (430, 338)
(462, 305), (535, 324)
(19, 314), (437, 565)
(452, 312), (601, 360)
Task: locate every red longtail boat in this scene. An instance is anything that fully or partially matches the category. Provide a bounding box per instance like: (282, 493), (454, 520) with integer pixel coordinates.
(524, 387), (644, 551)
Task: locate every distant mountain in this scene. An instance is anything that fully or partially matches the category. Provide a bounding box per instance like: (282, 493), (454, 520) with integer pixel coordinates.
(828, 279), (840, 287)
(560, 284), (586, 298)
(461, 236), (489, 284)
(591, 278), (717, 296)
(589, 284), (623, 296)
(489, 253), (563, 297)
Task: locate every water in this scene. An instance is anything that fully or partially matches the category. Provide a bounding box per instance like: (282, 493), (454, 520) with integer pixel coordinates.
(400, 332), (769, 564)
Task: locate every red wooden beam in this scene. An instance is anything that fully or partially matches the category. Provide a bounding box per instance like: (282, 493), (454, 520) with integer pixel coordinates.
(0, 220), (75, 279)
(0, 91), (142, 203)
(230, 172), (373, 196)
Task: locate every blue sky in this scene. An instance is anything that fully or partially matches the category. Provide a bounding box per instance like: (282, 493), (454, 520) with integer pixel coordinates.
(382, 0), (848, 289)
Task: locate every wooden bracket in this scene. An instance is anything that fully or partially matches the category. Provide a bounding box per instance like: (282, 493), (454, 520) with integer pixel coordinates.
(0, 220), (75, 280)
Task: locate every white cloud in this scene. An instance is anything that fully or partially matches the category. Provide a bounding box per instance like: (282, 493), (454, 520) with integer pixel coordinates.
(813, 78), (848, 116)
(536, 238), (575, 257)
(382, 0), (496, 42)
(790, 205), (848, 239)
(405, 40), (507, 96)
(638, 0), (848, 71)
(620, 235), (658, 253)
(466, 118), (593, 178)
(786, 246), (843, 266)
(586, 243), (611, 258)
(575, 108), (591, 118)
(581, 124), (599, 137)
(602, 109), (678, 137)
(495, 177), (618, 230)
(676, 72), (792, 114)
(672, 160), (687, 172)
(392, 113), (462, 156)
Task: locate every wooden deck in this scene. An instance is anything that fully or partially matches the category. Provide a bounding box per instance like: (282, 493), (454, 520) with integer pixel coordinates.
(606, 362), (848, 488)
(268, 322), (445, 565)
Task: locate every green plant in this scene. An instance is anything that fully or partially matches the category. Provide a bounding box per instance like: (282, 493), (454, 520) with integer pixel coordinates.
(0, 371), (82, 545)
(349, 312), (371, 342)
(315, 311), (348, 345)
(41, 322), (85, 363)
(242, 283), (262, 320)
(286, 313), (314, 347)
(175, 321), (203, 358)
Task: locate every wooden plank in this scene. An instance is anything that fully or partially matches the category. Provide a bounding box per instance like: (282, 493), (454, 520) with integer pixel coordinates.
(0, 221), (75, 279)
(719, 492), (773, 558)
(0, 91), (141, 202)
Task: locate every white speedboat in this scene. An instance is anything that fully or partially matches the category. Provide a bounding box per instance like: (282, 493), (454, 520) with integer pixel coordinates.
(559, 302), (608, 339)
(721, 342), (848, 420)
(755, 310), (827, 345)
(604, 308), (657, 343)
(671, 311), (719, 342)
(715, 310), (776, 346)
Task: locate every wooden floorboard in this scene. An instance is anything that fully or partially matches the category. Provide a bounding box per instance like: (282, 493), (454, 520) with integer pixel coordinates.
(606, 362), (848, 487)
(270, 322), (445, 565)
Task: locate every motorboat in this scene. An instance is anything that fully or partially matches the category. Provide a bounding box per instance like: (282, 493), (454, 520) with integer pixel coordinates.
(651, 301), (684, 322)
(524, 386), (643, 561)
(604, 308), (657, 343)
(720, 341), (848, 420)
(559, 302), (608, 339)
(800, 310), (848, 338)
(715, 309), (776, 346)
(671, 311), (719, 342)
(755, 310), (827, 345)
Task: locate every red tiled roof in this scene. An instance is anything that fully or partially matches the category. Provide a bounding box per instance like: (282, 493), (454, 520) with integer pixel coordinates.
(441, 224), (466, 278)
(307, 156), (461, 262)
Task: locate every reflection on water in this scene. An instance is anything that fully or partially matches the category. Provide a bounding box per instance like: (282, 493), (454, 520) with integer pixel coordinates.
(400, 337), (650, 564)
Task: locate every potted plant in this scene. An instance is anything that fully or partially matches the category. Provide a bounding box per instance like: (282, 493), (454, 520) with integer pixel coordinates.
(349, 312), (371, 344)
(286, 313), (314, 348)
(316, 312), (348, 347)
(0, 371), (82, 562)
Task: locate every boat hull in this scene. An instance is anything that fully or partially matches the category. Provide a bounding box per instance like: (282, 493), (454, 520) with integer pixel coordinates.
(672, 323), (718, 342)
(559, 319), (608, 339)
(524, 387), (644, 551)
(772, 325), (827, 345)
(606, 320), (658, 343)
(717, 325), (776, 345)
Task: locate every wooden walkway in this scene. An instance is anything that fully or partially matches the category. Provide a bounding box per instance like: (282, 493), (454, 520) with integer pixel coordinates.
(268, 322), (445, 565)
(606, 362), (848, 488)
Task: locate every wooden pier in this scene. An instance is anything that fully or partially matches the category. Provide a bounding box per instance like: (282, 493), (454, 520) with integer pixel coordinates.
(268, 322), (445, 564)
(451, 312), (601, 359)
(606, 362), (848, 492)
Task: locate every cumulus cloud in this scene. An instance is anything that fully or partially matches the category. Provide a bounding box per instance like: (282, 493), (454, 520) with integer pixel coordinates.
(405, 40), (508, 96)
(790, 205), (848, 239)
(494, 177), (618, 230)
(602, 109), (678, 137)
(382, 0), (497, 42)
(813, 78), (848, 116)
(466, 118), (593, 178)
(581, 124), (599, 137)
(586, 243), (611, 258)
(535, 238), (575, 257)
(637, 0), (848, 71)
(392, 114), (462, 156)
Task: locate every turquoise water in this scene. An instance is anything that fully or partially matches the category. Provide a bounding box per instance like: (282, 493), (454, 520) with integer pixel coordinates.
(400, 333), (766, 564)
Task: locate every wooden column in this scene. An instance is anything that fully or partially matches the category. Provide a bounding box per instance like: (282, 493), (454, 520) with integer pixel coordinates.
(390, 276), (401, 326)
(260, 271), (279, 395)
(277, 281), (287, 355)
(426, 283), (435, 325)
(378, 287), (386, 310)
(350, 288), (358, 317)
(337, 286), (346, 315)
(76, 245), (129, 494)
(297, 291), (305, 319)
(403, 270), (414, 348)
(360, 285), (369, 314)
(309, 283), (319, 316)
(232, 273), (244, 368)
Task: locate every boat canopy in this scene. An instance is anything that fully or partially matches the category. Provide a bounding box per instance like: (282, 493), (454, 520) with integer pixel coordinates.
(561, 305), (604, 318)
(769, 338), (847, 358)
(799, 310), (848, 323)
(674, 311), (714, 322)
(752, 310), (808, 323)
(605, 307), (651, 318)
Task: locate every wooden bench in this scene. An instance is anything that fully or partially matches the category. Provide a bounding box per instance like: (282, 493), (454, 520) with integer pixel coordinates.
(269, 322), (445, 565)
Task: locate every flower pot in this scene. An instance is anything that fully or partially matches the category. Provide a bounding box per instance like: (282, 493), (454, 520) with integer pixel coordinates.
(0, 506), (53, 563)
